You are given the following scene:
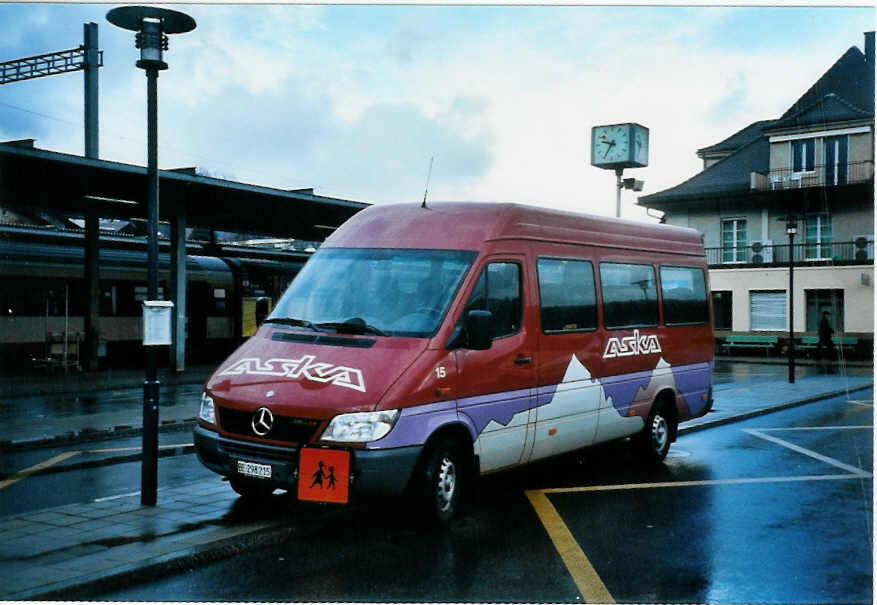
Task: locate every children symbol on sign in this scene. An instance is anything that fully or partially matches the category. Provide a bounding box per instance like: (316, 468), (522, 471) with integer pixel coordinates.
(310, 460), (325, 489)
(327, 466), (337, 490)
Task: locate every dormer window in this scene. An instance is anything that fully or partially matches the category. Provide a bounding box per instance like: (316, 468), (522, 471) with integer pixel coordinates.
(792, 138), (815, 173)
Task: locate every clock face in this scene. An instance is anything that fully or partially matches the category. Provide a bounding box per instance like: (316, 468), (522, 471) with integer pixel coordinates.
(592, 125), (630, 166)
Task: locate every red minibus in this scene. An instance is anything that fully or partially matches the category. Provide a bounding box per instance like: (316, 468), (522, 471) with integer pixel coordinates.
(194, 202), (714, 521)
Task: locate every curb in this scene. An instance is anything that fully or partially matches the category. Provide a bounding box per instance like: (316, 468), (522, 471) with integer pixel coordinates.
(0, 445), (197, 481)
(680, 382), (873, 435)
(12, 523), (294, 601)
(0, 419), (198, 453)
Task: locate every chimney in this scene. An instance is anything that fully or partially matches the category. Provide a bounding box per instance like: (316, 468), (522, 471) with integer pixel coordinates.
(865, 31), (874, 65)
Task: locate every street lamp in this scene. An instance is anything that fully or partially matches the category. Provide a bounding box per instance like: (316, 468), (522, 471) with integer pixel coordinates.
(107, 6), (196, 507)
(779, 216), (800, 384)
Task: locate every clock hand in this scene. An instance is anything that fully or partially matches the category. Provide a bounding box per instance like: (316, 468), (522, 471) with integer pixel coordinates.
(603, 141), (615, 158)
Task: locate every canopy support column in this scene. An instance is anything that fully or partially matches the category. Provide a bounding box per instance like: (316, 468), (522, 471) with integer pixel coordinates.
(170, 207), (187, 372)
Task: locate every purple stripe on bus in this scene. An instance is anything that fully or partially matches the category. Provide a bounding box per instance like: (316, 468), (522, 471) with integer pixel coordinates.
(368, 399), (471, 449)
(599, 369), (655, 417)
(457, 387), (534, 435)
(670, 361), (713, 416)
(369, 360), (712, 449)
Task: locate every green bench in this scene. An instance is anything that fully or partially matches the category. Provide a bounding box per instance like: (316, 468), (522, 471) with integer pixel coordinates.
(799, 336), (858, 352)
(722, 334), (779, 356)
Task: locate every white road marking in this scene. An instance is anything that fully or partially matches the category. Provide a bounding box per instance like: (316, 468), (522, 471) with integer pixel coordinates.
(743, 428), (872, 477)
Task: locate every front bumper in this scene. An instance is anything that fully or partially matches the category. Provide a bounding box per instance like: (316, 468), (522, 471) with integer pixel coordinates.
(194, 425), (423, 498)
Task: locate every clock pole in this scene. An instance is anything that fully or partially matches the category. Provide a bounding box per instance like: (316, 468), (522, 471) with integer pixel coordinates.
(615, 168), (624, 218)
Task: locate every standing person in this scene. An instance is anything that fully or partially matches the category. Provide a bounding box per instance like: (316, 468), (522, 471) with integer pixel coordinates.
(817, 310), (835, 373)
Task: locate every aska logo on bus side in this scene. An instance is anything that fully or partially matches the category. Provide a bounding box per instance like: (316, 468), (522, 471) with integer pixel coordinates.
(602, 329), (662, 359)
(219, 356), (366, 392)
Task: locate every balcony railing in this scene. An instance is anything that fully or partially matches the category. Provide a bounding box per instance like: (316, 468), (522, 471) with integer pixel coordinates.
(751, 160), (874, 191)
(706, 239), (874, 267)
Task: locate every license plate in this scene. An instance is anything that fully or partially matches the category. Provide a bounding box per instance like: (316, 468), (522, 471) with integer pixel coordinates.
(298, 448), (350, 504)
(237, 460), (272, 479)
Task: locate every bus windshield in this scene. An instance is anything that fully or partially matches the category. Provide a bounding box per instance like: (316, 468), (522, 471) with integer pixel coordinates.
(268, 248), (477, 338)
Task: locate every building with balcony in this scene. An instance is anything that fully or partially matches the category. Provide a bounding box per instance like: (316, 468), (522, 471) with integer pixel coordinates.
(638, 32), (874, 354)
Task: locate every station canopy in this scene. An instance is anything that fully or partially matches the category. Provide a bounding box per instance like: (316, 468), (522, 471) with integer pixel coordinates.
(0, 140), (369, 241)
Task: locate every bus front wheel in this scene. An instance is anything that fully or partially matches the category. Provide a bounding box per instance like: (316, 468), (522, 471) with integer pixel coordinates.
(416, 439), (467, 523)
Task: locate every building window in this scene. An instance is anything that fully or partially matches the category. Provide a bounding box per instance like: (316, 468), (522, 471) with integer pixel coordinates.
(805, 289), (843, 333)
(722, 219), (747, 263)
(711, 291), (732, 331)
(823, 135), (848, 185)
(792, 139), (815, 173)
(750, 290), (786, 331)
(805, 213), (832, 260)
(599, 262), (659, 329)
(537, 258), (597, 333)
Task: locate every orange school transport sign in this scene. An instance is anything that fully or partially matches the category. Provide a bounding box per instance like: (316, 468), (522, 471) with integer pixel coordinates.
(298, 448), (350, 503)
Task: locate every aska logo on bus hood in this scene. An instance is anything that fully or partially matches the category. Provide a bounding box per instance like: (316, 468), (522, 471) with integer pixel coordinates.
(218, 355), (366, 392)
(603, 329), (661, 359)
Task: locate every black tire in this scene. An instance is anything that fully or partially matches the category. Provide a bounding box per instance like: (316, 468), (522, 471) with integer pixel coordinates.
(416, 439), (468, 523)
(634, 402), (676, 463)
(229, 477), (275, 499)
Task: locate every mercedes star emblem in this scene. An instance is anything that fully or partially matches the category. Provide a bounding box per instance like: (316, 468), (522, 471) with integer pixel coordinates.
(251, 407), (274, 437)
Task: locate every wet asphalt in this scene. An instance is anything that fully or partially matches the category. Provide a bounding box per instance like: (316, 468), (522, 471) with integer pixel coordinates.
(87, 388), (872, 603)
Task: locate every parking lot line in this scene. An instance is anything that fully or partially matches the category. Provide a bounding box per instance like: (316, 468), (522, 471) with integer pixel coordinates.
(743, 428), (872, 477)
(541, 473), (868, 495)
(529, 417), (872, 602)
(0, 451), (80, 491)
(525, 489), (615, 604)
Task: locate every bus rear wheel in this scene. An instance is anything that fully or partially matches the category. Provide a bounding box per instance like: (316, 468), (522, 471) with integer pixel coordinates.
(635, 402), (675, 463)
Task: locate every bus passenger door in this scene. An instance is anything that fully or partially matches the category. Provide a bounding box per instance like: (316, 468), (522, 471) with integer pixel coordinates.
(455, 256), (537, 473)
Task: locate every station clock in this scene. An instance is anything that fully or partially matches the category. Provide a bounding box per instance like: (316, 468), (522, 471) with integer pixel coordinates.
(591, 123), (649, 169)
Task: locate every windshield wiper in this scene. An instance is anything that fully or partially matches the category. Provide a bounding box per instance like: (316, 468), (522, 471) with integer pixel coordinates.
(263, 317), (322, 332)
(316, 318), (387, 337)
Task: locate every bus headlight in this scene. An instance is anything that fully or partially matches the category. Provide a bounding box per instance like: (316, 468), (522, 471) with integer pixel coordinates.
(321, 409), (400, 443)
(199, 392), (216, 425)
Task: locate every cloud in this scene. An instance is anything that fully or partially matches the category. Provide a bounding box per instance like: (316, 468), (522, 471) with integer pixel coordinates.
(0, 4), (872, 222)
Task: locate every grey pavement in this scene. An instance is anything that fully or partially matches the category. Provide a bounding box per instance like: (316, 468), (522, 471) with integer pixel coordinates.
(0, 360), (872, 600)
(0, 365), (213, 451)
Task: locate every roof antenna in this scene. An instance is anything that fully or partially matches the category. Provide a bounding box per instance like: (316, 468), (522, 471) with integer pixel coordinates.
(421, 155), (434, 208)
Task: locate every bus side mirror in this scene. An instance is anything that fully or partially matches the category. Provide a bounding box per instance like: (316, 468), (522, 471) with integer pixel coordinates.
(465, 310), (493, 350)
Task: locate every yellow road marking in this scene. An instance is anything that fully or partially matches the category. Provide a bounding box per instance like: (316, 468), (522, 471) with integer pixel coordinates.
(526, 489), (615, 604)
(0, 451), (80, 490)
(542, 473), (870, 495)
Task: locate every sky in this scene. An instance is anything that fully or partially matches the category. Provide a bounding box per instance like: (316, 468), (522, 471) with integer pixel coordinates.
(0, 3), (873, 223)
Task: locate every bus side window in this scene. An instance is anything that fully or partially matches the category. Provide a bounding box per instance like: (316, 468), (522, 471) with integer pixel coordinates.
(660, 266), (708, 325)
(463, 262), (522, 339)
(599, 262), (659, 329)
(537, 258), (597, 332)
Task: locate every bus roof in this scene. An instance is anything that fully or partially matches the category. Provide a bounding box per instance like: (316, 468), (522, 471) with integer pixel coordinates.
(323, 202), (705, 257)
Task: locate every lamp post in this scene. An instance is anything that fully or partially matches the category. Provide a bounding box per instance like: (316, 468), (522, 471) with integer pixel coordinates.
(780, 216), (799, 384)
(107, 6), (195, 506)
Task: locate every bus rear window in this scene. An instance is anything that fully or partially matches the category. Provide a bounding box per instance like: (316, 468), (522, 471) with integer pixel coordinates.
(660, 266), (708, 326)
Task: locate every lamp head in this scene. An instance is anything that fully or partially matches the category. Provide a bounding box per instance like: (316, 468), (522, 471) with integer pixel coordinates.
(107, 6), (196, 71)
